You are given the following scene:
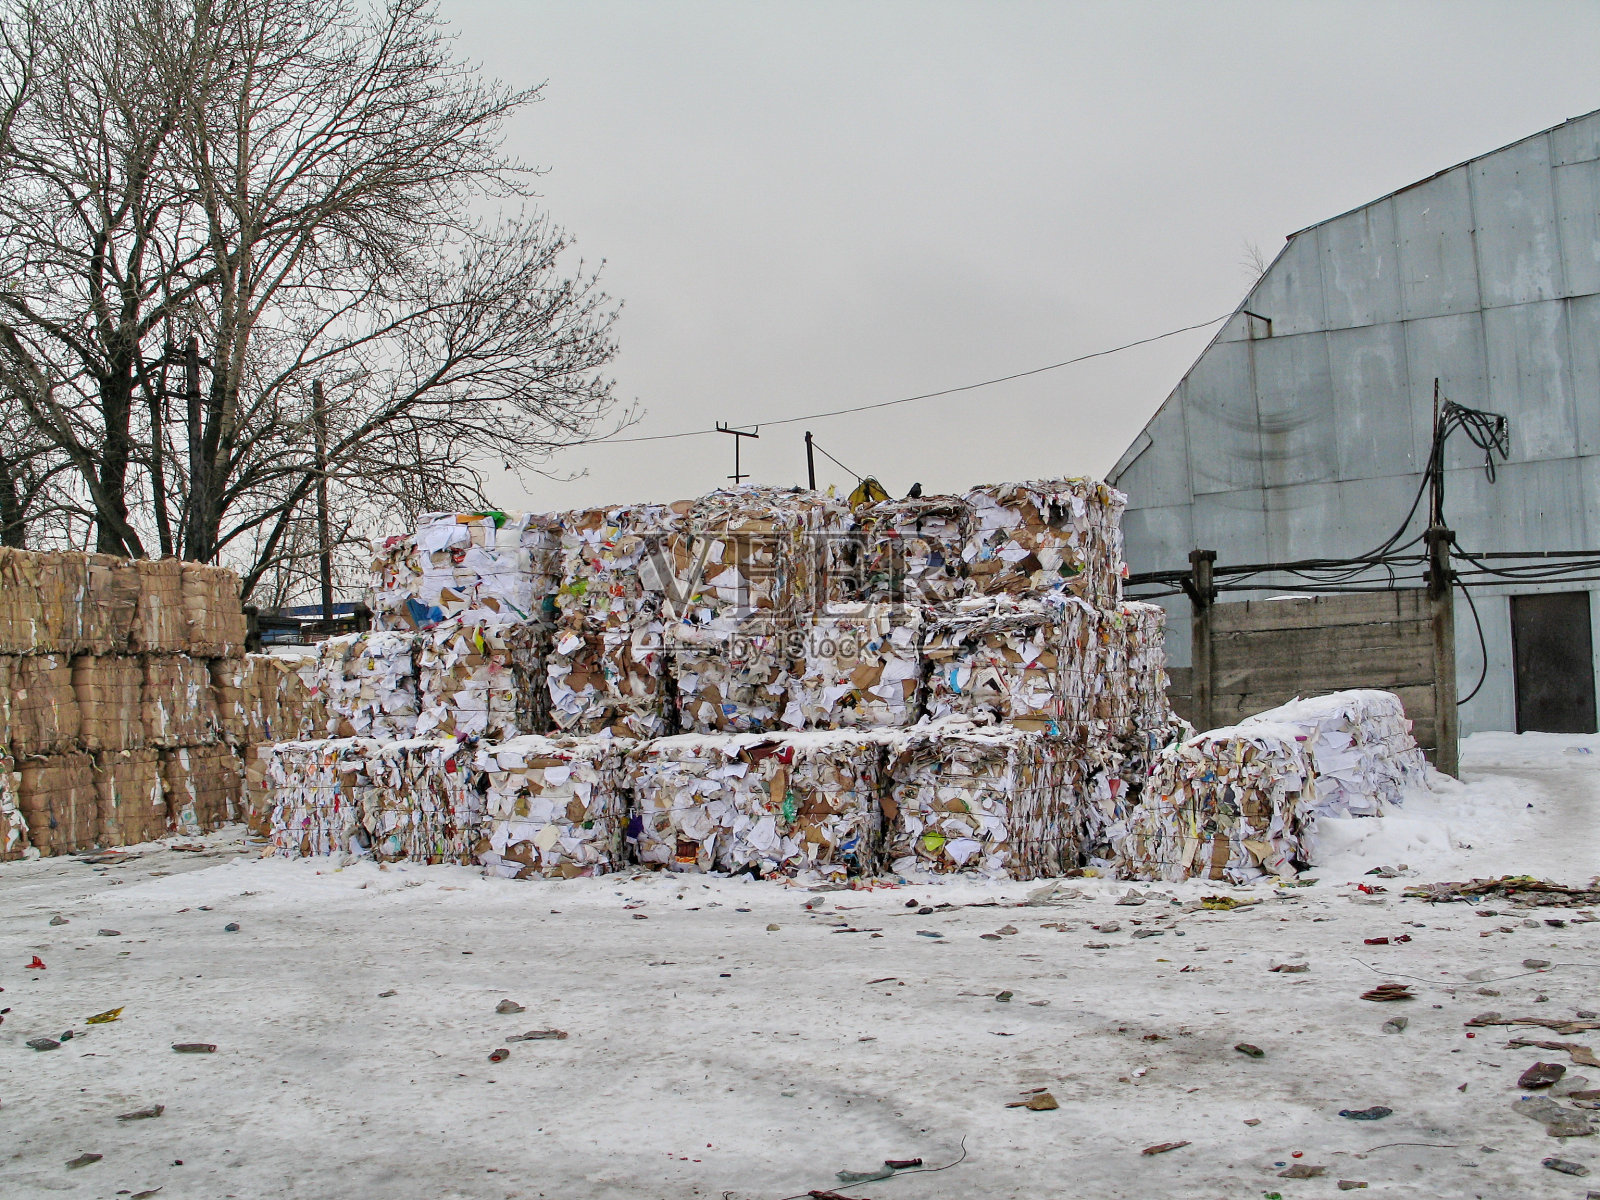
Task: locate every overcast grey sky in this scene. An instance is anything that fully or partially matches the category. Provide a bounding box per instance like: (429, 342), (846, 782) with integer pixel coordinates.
(442, 0), (1600, 511)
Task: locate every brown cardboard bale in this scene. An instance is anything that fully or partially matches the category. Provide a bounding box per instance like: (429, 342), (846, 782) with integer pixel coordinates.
(242, 742), (274, 837)
(83, 554), (140, 653)
(16, 751), (97, 855)
(211, 657), (247, 745)
(93, 747), (167, 846)
(0, 548), (46, 654)
(0, 655), (13, 747)
(12, 654), (80, 756)
(38, 552), (92, 653)
(160, 744), (242, 833)
(0, 746), (28, 860)
(132, 559), (188, 653)
(180, 562), (248, 657)
(72, 655), (146, 751)
(141, 654), (220, 747)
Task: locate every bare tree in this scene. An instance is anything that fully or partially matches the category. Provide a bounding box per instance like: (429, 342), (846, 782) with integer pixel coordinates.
(0, 0), (623, 597)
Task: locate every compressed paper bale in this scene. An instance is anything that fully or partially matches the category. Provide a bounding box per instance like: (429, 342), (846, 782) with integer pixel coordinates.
(1239, 689), (1430, 817)
(962, 478), (1125, 605)
(266, 739), (370, 857)
(180, 563), (248, 658)
(160, 743), (242, 834)
(93, 747), (167, 847)
(241, 742), (274, 837)
(72, 655), (146, 751)
(141, 654), (220, 748)
(884, 719), (1081, 880)
(789, 602), (925, 729)
(1117, 724), (1316, 884)
(545, 609), (670, 739)
(416, 613), (546, 740)
(667, 615), (795, 734)
(0, 548), (47, 653)
(475, 733), (630, 878)
(131, 559), (188, 653)
(0, 746), (28, 860)
(855, 494), (973, 604)
(83, 553), (140, 653)
(16, 751), (97, 855)
(210, 657), (248, 745)
(370, 512), (560, 631)
(554, 500), (691, 620)
(314, 630), (419, 739)
(12, 654), (81, 756)
(657, 487), (856, 620)
(242, 652), (323, 742)
(357, 739), (485, 865)
(37, 552), (92, 654)
(626, 730), (888, 878)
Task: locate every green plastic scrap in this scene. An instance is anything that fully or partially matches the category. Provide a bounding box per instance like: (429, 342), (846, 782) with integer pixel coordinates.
(781, 791), (798, 823)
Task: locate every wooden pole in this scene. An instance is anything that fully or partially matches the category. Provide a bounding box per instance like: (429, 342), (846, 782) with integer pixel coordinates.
(1427, 526), (1459, 777)
(1189, 548), (1217, 731)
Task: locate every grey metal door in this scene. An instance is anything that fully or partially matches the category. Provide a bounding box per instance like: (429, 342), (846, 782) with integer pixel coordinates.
(1511, 591), (1597, 734)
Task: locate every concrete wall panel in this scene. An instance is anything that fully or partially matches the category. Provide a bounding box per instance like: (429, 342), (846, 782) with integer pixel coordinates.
(1482, 301), (1577, 463)
(1252, 332), (1339, 488)
(1328, 323), (1418, 480)
(1183, 341), (1262, 495)
(1554, 159), (1600, 297)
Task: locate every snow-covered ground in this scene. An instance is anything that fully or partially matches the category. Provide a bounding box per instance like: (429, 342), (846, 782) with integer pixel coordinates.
(1, 732), (1597, 1199)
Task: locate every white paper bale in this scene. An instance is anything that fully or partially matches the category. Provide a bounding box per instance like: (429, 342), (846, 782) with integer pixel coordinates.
(315, 631), (420, 739)
(474, 733), (630, 878)
(416, 613), (545, 740)
(962, 478), (1125, 605)
(788, 602), (925, 729)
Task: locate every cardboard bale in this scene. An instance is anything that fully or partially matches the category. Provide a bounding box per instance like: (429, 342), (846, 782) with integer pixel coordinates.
(416, 613), (546, 740)
(72, 655), (146, 751)
(242, 652), (324, 743)
(789, 602), (925, 729)
(545, 608), (670, 739)
(93, 747), (167, 846)
(370, 511), (560, 631)
(884, 719), (1080, 879)
(0, 547), (47, 653)
(17, 751), (97, 855)
(12, 654), (81, 756)
(211, 657), (248, 745)
(160, 743), (242, 834)
(626, 730), (887, 878)
(242, 742), (274, 837)
(1117, 724), (1316, 884)
(141, 654), (220, 747)
(0, 655), (12, 747)
(39, 552), (92, 654)
(314, 630), (419, 739)
(1239, 689), (1430, 817)
(475, 733), (630, 878)
(132, 559), (188, 653)
(667, 614), (795, 734)
(855, 494), (973, 604)
(0, 746), (28, 860)
(180, 562), (248, 657)
(962, 478), (1125, 605)
(83, 553), (140, 653)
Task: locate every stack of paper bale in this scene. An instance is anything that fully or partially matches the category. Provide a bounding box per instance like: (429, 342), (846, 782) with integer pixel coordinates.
(476, 734), (630, 878)
(1116, 723), (1317, 884)
(235, 653), (325, 835)
(141, 654), (221, 748)
(371, 511), (561, 631)
(1239, 690), (1430, 816)
(416, 614), (545, 740)
(882, 718), (1080, 878)
(626, 730), (888, 878)
(315, 630), (420, 738)
(789, 602), (925, 729)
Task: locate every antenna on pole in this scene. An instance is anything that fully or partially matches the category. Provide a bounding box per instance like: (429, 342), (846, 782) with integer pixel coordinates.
(716, 422), (759, 485)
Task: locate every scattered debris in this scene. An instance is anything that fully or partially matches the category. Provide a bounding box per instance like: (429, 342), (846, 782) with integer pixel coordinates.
(1382, 1017), (1409, 1034)
(1519, 1062), (1567, 1089)
(97, 930), (120, 937)
(1361, 983), (1413, 1002)
(171, 1043), (215, 1054)
(488, 1048), (509, 1062)
(1543, 1156), (1591, 1176)
(1140, 1141), (1190, 1155)
(1235, 1043), (1265, 1058)
(65, 1153), (102, 1169)
(1405, 877), (1600, 906)
(495, 1000), (525, 1014)
(1339, 1107), (1393, 1121)
(26, 1037), (60, 1051)
(85, 1008), (122, 1025)
(1006, 1092), (1058, 1110)
(1278, 1163), (1327, 1178)
(117, 1105), (164, 1121)
(1336, 1181), (1368, 1190)
(506, 1029), (567, 1041)
(49, 914), (68, 926)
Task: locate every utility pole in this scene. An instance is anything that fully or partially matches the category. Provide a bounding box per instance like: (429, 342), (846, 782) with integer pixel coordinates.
(716, 423), (759, 485)
(312, 379), (334, 624)
(804, 431), (816, 491)
(1187, 549), (1217, 731)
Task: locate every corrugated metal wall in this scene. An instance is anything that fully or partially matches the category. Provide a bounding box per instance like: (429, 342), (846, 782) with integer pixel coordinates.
(1111, 108), (1600, 736)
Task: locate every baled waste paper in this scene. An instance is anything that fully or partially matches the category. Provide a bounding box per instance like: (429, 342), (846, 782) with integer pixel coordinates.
(161, 743), (242, 834)
(93, 747), (166, 847)
(667, 615), (794, 734)
(626, 730), (889, 878)
(789, 602), (925, 729)
(1239, 689), (1430, 816)
(416, 613), (545, 740)
(132, 559), (189, 654)
(962, 479), (1125, 605)
(358, 738), (483, 864)
(315, 630), (421, 739)
(11, 654), (81, 756)
(475, 733), (631, 878)
(371, 511), (560, 631)
(545, 608), (670, 739)
(267, 739), (371, 858)
(180, 562), (249, 657)
(854, 494), (972, 604)
(0, 747), (27, 861)
(141, 654), (221, 748)
(16, 751), (97, 857)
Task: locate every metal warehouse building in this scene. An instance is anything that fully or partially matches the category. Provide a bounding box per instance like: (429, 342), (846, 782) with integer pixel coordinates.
(1109, 108), (1600, 739)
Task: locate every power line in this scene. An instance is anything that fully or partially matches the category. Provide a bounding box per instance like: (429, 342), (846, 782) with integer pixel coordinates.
(569, 313), (1232, 448)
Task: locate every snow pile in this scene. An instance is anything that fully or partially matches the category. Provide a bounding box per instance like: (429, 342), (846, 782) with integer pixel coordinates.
(1241, 688), (1429, 815)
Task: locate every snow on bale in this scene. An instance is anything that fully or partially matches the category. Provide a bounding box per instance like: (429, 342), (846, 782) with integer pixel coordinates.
(1238, 689), (1430, 816)
(315, 630), (420, 739)
(962, 479), (1125, 605)
(626, 730), (888, 879)
(475, 734), (630, 879)
(370, 511), (560, 632)
(1116, 724), (1316, 884)
(789, 602), (924, 729)
(416, 613), (546, 740)
(882, 718), (1084, 879)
